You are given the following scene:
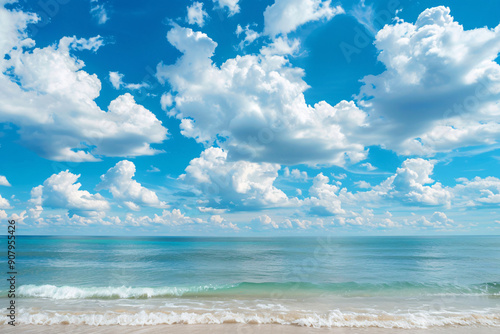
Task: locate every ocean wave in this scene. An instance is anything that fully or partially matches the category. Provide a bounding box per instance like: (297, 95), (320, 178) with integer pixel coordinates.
(10, 281), (500, 300)
(5, 309), (500, 328)
(15, 284), (236, 300)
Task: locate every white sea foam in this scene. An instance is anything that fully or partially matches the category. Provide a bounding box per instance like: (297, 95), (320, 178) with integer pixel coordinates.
(7, 309), (500, 328)
(17, 284), (233, 299)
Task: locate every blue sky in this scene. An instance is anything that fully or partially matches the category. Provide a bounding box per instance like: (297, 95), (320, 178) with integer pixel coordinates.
(1, 0), (500, 235)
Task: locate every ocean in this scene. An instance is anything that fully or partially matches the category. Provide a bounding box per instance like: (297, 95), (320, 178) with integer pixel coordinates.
(1, 235), (500, 329)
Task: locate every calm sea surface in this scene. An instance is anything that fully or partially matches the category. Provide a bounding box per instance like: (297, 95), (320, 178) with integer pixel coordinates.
(1, 235), (499, 328)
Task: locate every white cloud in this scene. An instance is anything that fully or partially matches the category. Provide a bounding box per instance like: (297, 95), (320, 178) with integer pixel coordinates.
(260, 37), (301, 56)
(350, 0), (377, 35)
(357, 6), (500, 156)
(213, 0), (240, 16)
(0, 1), (38, 58)
(360, 162), (376, 171)
(263, 0), (344, 37)
(0, 194), (10, 209)
(305, 173), (345, 216)
(157, 25), (368, 167)
(138, 209), (203, 227)
(187, 2), (208, 27)
(332, 173), (347, 180)
(349, 158), (500, 210)
(97, 160), (167, 210)
(283, 167), (308, 181)
(90, 0), (109, 24)
(0, 175), (11, 186)
(235, 24), (260, 49)
(105, 209), (239, 230)
(210, 214), (239, 230)
(253, 215), (326, 230)
(454, 176), (500, 205)
(147, 165), (160, 173)
(109, 71), (124, 89)
(351, 158), (452, 207)
(390, 159), (452, 206)
(0, 5), (168, 162)
(407, 211), (455, 229)
(354, 180), (371, 189)
(160, 92), (174, 111)
(254, 214), (293, 229)
(0, 175), (11, 208)
(109, 71), (149, 90)
(32, 171), (110, 217)
(180, 147), (291, 209)
(197, 206), (226, 214)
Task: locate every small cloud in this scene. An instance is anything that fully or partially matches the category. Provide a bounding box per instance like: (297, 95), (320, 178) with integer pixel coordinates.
(0, 195), (10, 209)
(186, 2), (208, 27)
(0, 175), (11, 187)
(350, 0), (377, 35)
(109, 71), (124, 89)
(109, 71), (150, 90)
(283, 167), (308, 181)
(197, 207), (227, 214)
(90, 0), (109, 25)
(331, 173), (347, 180)
(360, 162), (377, 171)
(236, 24), (261, 49)
(213, 0), (240, 16)
(147, 166), (160, 173)
(260, 36), (300, 56)
(354, 180), (371, 189)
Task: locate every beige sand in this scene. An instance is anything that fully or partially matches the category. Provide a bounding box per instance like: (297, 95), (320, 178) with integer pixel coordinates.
(2, 324), (499, 334)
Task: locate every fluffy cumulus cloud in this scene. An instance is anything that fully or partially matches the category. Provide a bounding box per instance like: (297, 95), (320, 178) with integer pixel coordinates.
(358, 6), (500, 155)
(157, 25), (368, 167)
(31, 171), (110, 217)
(213, 0), (240, 16)
(454, 176), (500, 205)
(0, 3), (168, 162)
(180, 147), (291, 209)
(390, 159), (452, 206)
(304, 173), (346, 216)
(97, 160), (167, 211)
(263, 0), (344, 37)
(350, 158), (452, 208)
(349, 158), (500, 211)
(283, 167), (308, 181)
(186, 2), (208, 27)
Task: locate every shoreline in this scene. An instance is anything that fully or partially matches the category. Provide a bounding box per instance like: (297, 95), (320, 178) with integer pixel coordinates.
(3, 324), (500, 334)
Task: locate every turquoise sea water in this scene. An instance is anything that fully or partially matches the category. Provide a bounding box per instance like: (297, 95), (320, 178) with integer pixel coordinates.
(1, 235), (500, 328)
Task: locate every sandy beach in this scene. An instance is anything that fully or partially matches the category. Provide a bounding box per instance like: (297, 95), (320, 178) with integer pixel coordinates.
(3, 324), (500, 334)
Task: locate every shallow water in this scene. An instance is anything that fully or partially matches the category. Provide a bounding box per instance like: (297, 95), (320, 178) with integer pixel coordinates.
(2, 235), (500, 328)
